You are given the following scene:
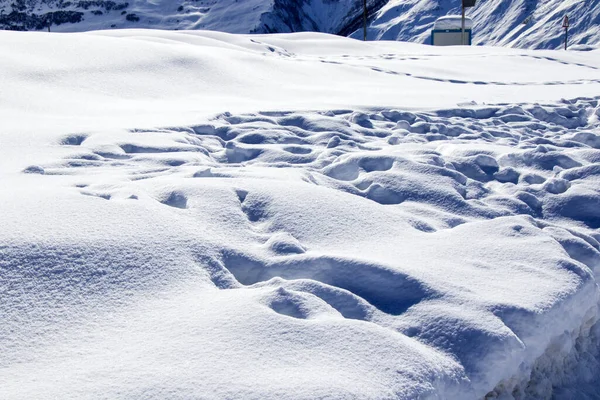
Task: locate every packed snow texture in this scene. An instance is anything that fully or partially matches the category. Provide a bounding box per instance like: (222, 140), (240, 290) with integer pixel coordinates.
(2, 0), (599, 49)
(1, 30), (600, 399)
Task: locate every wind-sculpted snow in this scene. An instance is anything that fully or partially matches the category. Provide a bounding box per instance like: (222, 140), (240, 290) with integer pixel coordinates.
(4, 96), (600, 398)
(2, 30), (600, 136)
(2, 31), (600, 399)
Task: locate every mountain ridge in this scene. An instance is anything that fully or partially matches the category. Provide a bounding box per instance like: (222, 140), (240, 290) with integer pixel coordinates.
(1, 0), (597, 49)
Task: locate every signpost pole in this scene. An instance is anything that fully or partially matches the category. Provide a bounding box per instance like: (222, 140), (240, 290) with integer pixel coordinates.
(461, 5), (465, 45)
(460, 0), (476, 45)
(563, 15), (569, 50)
(363, 0), (368, 41)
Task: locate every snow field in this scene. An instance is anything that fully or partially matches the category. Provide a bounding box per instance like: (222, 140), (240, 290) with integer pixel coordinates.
(1, 30), (600, 399)
(4, 98), (600, 398)
(1, 30), (600, 137)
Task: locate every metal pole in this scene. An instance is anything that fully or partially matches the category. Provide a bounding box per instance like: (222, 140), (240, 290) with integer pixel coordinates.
(461, 5), (466, 45)
(363, 0), (367, 41)
(563, 15), (569, 50)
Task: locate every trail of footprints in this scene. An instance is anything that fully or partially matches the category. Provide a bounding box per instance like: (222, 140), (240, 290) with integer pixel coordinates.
(25, 96), (600, 223)
(23, 96), (600, 318)
(322, 53), (600, 86)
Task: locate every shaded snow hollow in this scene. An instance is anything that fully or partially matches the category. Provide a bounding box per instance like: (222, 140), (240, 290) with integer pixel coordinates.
(1, 31), (600, 399)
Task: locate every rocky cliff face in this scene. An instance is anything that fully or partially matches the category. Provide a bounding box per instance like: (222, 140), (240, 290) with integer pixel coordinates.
(252, 0), (387, 36)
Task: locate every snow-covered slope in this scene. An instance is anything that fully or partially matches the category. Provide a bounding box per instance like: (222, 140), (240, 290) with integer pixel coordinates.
(0, 0), (376, 34)
(2, 0), (599, 49)
(2, 30), (600, 399)
(357, 0), (600, 49)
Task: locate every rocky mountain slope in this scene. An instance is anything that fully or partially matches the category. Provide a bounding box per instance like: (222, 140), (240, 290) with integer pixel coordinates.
(358, 0), (600, 49)
(0, 0), (597, 51)
(0, 0), (383, 35)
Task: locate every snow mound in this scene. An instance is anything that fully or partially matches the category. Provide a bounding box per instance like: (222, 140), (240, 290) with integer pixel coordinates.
(4, 97), (600, 398)
(2, 30), (600, 135)
(1, 30), (600, 399)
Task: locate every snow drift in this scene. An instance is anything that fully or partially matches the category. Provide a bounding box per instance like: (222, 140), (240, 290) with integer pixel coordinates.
(1, 30), (600, 399)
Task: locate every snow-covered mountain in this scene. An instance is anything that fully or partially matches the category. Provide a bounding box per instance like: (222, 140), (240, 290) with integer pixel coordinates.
(358, 0), (600, 49)
(0, 0), (380, 35)
(1, 0), (598, 49)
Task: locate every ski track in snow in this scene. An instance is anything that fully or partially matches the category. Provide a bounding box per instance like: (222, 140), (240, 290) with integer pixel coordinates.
(323, 53), (600, 87)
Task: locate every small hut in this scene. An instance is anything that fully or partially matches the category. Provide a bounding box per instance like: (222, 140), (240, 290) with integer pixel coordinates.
(431, 16), (473, 46)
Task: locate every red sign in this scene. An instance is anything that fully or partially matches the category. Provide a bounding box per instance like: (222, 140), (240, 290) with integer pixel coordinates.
(563, 15), (569, 28)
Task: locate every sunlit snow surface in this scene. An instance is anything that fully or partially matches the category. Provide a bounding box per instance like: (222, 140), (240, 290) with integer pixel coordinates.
(1, 30), (600, 399)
